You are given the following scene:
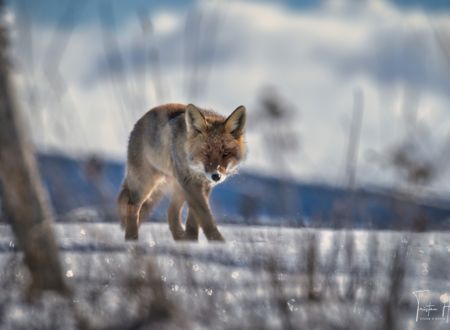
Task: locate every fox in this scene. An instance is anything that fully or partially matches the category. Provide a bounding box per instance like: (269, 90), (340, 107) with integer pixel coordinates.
(117, 103), (246, 242)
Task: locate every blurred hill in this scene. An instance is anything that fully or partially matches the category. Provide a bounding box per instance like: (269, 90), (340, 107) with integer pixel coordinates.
(32, 153), (450, 230)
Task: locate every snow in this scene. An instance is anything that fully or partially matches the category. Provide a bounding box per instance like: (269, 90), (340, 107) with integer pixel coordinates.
(0, 217), (449, 329)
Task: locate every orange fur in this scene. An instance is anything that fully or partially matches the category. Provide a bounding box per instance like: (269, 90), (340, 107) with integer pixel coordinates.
(117, 103), (246, 241)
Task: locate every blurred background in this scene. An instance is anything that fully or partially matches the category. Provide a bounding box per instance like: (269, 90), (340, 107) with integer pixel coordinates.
(3, 0), (450, 228)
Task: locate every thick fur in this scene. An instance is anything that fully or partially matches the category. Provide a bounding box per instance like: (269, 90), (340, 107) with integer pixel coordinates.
(118, 103), (246, 241)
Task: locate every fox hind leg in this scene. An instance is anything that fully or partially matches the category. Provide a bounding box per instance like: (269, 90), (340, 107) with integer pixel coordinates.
(117, 184), (141, 240)
(118, 183), (131, 229)
(138, 187), (164, 225)
(118, 167), (163, 240)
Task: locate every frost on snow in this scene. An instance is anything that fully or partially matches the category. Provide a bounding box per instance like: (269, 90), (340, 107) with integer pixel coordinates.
(0, 221), (449, 329)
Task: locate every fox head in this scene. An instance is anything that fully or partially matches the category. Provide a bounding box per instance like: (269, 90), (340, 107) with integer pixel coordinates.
(185, 104), (246, 185)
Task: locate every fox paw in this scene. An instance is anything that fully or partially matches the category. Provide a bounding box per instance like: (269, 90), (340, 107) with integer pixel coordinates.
(171, 228), (186, 241)
(184, 228), (199, 241)
(125, 230), (139, 240)
(205, 229), (225, 242)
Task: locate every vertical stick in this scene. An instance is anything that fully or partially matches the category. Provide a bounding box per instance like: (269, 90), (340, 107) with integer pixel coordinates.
(0, 2), (66, 296)
(345, 88), (364, 191)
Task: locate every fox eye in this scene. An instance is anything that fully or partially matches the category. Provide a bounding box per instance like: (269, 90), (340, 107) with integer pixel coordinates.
(223, 150), (230, 157)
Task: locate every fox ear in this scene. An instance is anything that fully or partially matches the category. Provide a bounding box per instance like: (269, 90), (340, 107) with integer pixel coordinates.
(225, 105), (246, 137)
(186, 104), (206, 134)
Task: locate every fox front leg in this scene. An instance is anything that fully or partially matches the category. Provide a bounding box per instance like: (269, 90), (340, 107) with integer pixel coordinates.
(167, 187), (186, 240)
(182, 182), (224, 242)
(184, 210), (199, 241)
(184, 185), (210, 241)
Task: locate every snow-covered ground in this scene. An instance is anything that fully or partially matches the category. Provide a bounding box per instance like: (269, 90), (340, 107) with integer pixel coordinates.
(0, 217), (449, 329)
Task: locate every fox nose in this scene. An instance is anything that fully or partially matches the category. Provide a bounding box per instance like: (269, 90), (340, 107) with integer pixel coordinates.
(211, 173), (221, 182)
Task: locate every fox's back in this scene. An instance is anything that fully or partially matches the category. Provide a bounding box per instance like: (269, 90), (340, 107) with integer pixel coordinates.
(127, 103), (226, 177)
(126, 104), (185, 173)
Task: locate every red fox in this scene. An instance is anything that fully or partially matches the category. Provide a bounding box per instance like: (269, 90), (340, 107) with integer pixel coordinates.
(117, 103), (246, 241)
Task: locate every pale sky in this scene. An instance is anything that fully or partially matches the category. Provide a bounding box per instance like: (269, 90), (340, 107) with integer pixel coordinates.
(5, 0), (450, 197)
